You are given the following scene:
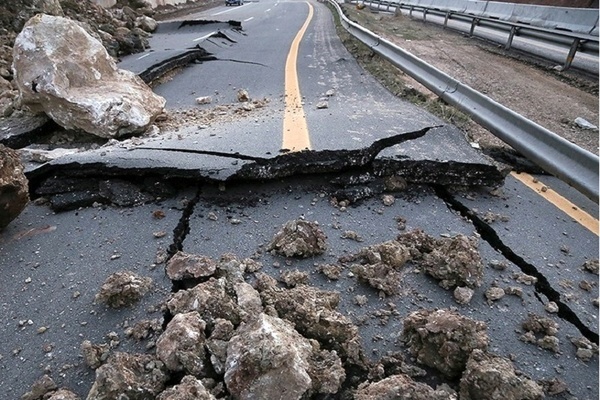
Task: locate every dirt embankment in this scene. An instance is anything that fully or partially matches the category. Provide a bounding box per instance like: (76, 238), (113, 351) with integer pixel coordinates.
(336, 5), (599, 156)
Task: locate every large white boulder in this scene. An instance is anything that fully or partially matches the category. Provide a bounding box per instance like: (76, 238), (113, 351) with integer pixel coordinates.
(12, 14), (165, 139)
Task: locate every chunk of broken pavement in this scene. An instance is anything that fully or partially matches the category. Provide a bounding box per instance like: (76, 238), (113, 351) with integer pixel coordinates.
(157, 375), (216, 400)
(0, 144), (29, 230)
(355, 373), (453, 400)
(95, 271), (152, 308)
(13, 14), (165, 138)
(166, 252), (217, 281)
(459, 349), (544, 400)
(402, 309), (489, 378)
(166, 277), (241, 328)
(156, 311), (208, 375)
(258, 279), (363, 364)
(224, 313), (344, 399)
(87, 352), (168, 400)
(267, 219), (327, 258)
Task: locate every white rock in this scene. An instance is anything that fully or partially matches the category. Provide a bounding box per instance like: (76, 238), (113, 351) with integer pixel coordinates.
(136, 16), (158, 33)
(195, 96), (212, 105)
(574, 117), (598, 130)
(12, 14), (165, 139)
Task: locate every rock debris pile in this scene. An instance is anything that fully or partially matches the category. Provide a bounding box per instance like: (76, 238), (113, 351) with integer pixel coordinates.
(23, 218), (572, 400)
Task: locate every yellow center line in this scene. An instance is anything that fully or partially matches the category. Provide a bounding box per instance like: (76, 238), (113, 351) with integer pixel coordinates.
(282, 2), (314, 152)
(511, 171), (599, 236)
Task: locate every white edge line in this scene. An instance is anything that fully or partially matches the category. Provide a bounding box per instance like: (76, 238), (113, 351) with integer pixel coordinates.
(212, 2), (251, 16)
(244, 17), (254, 22)
(137, 53), (151, 60)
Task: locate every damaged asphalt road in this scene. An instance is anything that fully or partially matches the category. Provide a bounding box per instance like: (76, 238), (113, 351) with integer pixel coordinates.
(0, 1), (598, 399)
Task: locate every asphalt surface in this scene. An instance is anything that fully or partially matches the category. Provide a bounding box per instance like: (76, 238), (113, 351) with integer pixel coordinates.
(1, 0), (598, 398)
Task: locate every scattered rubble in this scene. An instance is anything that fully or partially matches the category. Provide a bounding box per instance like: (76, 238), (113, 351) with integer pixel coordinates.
(13, 14), (165, 138)
(224, 313), (345, 399)
(267, 219), (327, 258)
(156, 375), (216, 400)
(87, 352), (169, 400)
(156, 311), (208, 376)
(166, 251), (217, 281)
(459, 349), (544, 400)
(355, 373), (453, 400)
(21, 374), (58, 400)
(80, 340), (111, 369)
(520, 313), (561, 353)
(0, 144), (29, 229)
(571, 336), (599, 362)
(402, 309), (489, 378)
(95, 271), (153, 308)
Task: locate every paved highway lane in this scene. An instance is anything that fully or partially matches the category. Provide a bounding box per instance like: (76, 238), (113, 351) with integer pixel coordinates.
(2, 1), (597, 398)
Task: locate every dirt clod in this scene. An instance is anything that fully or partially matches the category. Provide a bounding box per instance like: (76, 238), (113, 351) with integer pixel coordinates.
(267, 219), (327, 258)
(459, 349), (544, 400)
(80, 340), (110, 369)
(582, 259), (599, 275)
(166, 251), (217, 280)
(95, 271), (152, 308)
(402, 308), (488, 378)
(87, 352), (168, 400)
(157, 375), (215, 400)
(355, 373), (453, 400)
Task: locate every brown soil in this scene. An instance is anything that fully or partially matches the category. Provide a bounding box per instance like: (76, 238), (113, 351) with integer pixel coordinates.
(337, 5), (599, 156)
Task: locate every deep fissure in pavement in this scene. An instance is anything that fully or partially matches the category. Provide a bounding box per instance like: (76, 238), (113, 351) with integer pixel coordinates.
(167, 187), (202, 260)
(434, 185), (599, 344)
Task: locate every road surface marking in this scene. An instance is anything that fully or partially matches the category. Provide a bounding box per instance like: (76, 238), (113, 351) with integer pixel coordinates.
(511, 171), (599, 236)
(244, 17), (254, 22)
(282, 2), (313, 152)
(212, 3), (251, 16)
(192, 31), (217, 42)
(137, 53), (151, 60)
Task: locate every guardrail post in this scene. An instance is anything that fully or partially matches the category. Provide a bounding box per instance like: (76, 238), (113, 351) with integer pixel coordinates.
(409, 5), (414, 17)
(563, 38), (581, 70)
(469, 18), (479, 36)
(423, 8), (428, 21)
(505, 26), (518, 50)
(444, 11), (451, 28)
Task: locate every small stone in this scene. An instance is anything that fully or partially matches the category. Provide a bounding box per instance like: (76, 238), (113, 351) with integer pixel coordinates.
(153, 231), (166, 238)
(325, 89), (336, 97)
(316, 101), (329, 109)
(237, 89), (249, 102)
(582, 259), (599, 275)
(537, 335), (560, 353)
(37, 326), (48, 334)
(208, 212), (218, 221)
(488, 260), (508, 270)
(454, 286), (474, 305)
(485, 287), (505, 302)
(195, 96), (212, 105)
(579, 280), (593, 291)
(545, 301), (559, 313)
(355, 295), (368, 306)
(382, 194), (395, 206)
(25, 277), (32, 283)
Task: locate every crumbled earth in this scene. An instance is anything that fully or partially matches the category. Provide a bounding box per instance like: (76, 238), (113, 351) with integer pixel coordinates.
(402, 308), (489, 379)
(459, 349), (544, 400)
(342, 230), (483, 294)
(166, 251), (217, 280)
(95, 270), (153, 308)
(355, 373), (453, 399)
(267, 219), (328, 258)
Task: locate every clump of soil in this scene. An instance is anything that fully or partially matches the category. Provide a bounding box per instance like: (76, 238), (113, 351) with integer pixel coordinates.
(459, 349), (544, 400)
(267, 219), (328, 258)
(342, 229), (483, 295)
(87, 352), (169, 400)
(95, 270), (153, 308)
(166, 251), (217, 280)
(519, 313), (561, 353)
(355, 373), (453, 399)
(402, 308), (489, 378)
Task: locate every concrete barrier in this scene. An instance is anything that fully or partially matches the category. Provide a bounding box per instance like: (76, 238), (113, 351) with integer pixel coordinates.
(394, 0), (599, 35)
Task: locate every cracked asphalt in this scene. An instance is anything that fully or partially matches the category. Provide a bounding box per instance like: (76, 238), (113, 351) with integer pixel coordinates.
(0, 0), (598, 398)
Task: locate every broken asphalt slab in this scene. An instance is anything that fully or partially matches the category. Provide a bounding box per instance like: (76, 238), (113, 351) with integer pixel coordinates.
(23, 124), (506, 212)
(118, 19), (243, 82)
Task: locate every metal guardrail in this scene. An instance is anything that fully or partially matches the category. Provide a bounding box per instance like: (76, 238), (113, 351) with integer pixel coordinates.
(329, 0), (599, 202)
(354, 0), (599, 70)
